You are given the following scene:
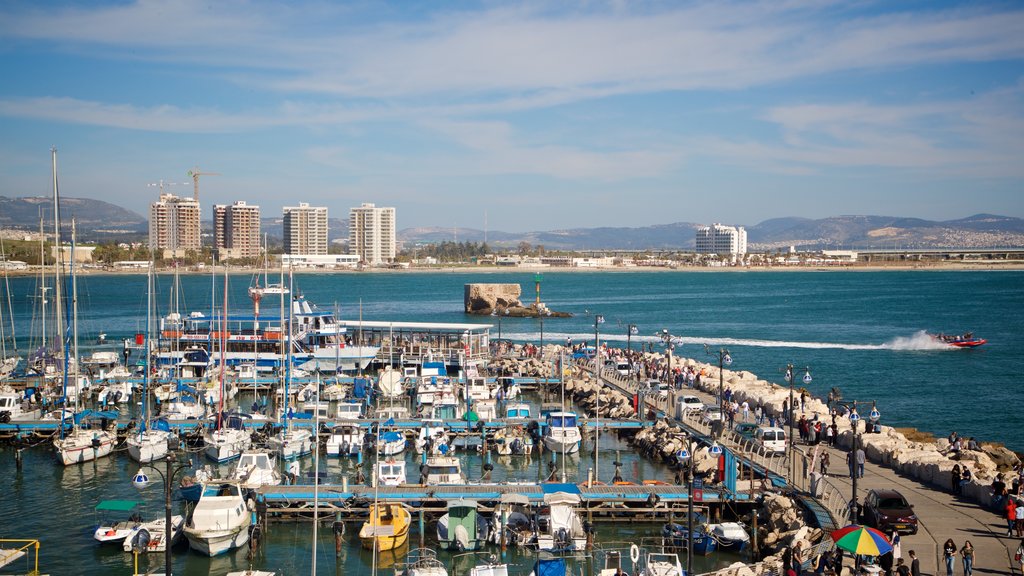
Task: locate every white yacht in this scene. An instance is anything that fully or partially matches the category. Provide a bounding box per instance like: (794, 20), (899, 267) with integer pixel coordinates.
(536, 492), (586, 551)
(422, 455), (465, 485)
(0, 391), (40, 422)
(325, 424), (364, 456)
(229, 450), (281, 489)
(268, 426), (314, 461)
(183, 480), (252, 556)
(376, 458), (407, 486)
(541, 412), (582, 454)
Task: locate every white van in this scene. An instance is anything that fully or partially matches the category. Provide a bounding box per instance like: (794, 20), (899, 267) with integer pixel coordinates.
(754, 427), (787, 454)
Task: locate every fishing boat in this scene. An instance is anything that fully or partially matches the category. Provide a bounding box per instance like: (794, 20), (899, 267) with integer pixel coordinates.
(325, 424), (364, 456)
(422, 455), (465, 485)
(358, 502), (411, 551)
(504, 402), (532, 420)
(229, 450), (282, 488)
(436, 500), (492, 551)
(183, 480), (252, 556)
(335, 401), (363, 420)
(121, 514), (185, 554)
(535, 492), (587, 551)
(541, 412), (582, 454)
(708, 521), (750, 552)
(661, 511), (716, 555)
(0, 390), (40, 422)
(376, 458), (407, 486)
(92, 500), (145, 545)
(929, 332), (986, 348)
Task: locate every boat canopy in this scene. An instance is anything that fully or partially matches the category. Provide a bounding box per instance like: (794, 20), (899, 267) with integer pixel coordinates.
(500, 493), (531, 506)
(94, 500), (142, 512)
(447, 499), (478, 510)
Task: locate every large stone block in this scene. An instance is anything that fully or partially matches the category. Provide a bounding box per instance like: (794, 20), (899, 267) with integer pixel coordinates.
(464, 283), (522, 314)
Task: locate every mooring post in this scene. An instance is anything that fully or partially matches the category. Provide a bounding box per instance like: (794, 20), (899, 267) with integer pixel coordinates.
(15, 448), (23, 470)
(419, 508), (425, 548)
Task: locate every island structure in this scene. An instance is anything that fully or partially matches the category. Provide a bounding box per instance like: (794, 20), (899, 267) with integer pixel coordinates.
(463, 278), (571, 318)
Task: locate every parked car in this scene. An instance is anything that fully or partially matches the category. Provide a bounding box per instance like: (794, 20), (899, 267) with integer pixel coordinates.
(701, 407), (723, 424)
(678, 395), (704, 414)
(734, 423), (759, 439)
(862, 489), (918, 534)
(754, 426), (787, 454)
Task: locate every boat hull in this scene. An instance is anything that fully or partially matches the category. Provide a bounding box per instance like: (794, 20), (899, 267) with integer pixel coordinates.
(54, 431), (116, 466)
(542, 436), (580, 454)
(184, 525), (250, 556)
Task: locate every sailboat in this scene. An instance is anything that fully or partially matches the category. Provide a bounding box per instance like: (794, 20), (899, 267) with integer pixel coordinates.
(50, 153), (116, 465)
(203, 270), (251, 463)
(268, 267), (313, 461)
(127, 262), (173, 463)
(0, 236), (22, 379)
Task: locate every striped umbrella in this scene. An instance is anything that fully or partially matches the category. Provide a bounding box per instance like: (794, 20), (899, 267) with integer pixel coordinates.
(830, 525), (893, 556)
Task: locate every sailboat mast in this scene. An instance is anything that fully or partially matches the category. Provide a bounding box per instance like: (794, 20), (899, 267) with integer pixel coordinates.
(142, 255), (152, 439)
(284, 266), (293, 429)
(218, 267), (228, 426)
(51, 147), (64, 363)
(70, 220), (79, 394)
(311, 369), (321, 574)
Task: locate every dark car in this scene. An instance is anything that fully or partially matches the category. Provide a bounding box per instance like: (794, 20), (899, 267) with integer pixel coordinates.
(862, 489), (918, 534)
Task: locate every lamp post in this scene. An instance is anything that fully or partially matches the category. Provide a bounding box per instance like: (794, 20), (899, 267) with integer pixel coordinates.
(783, 364), (812, 485)
(132, 443), (190, 576)
(835, 399), (879, 523)
(627, 324), (638, 352)
(658, 329), (677, 390)
(677, 436), (695, 575)
(705, 346), (732, 414)
(593, 314), (604, 478)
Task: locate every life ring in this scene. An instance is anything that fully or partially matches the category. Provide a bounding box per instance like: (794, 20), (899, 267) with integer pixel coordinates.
(642, 480), (669, 486)
(630, 543), (640, 563)
(613, 481), (636, 486)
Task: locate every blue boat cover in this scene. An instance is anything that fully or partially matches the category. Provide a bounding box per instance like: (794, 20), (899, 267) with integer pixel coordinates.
(352, 378), (367, 398)
(533, 558), (566, 576)
(152, 418), (171, 432)
(381, 431), (403, 442)
(541, 483), (581, 495)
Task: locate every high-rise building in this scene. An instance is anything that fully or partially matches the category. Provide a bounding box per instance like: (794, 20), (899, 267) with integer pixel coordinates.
(283, 203), (328, 255)
(213, 201), (261, 260)
(349, 202), (396, 265)
(149, 193), (201, 259)
(695, 223), (748, 256)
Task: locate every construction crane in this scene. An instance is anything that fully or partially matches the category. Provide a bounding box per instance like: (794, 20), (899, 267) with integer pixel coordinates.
(187, 167), (220, 203)
(147, 180), (189, 195)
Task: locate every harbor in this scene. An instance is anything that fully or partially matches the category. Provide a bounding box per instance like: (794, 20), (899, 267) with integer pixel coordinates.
(1, 269), (1022, 576)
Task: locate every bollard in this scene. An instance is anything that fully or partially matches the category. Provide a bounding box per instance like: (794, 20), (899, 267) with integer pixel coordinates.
(342, 476), (348, 492)
(587, 467), (593, 488)
(15, 448), (23, 470)
(419, 509), (425, 548)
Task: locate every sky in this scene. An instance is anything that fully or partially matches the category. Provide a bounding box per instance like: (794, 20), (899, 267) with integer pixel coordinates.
(1, 1), (1023, 233)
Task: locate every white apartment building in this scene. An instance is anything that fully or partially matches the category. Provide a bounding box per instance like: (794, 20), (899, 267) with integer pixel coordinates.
(348, 203), (396, 265)
(149, 193), (201, 259)
(283, 203), (328, 256)
(695, 223), (748, 255)
(213, 201), (261, 260)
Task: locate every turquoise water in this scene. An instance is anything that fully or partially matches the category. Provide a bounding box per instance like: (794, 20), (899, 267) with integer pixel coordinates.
(1, 270), (1022, 575)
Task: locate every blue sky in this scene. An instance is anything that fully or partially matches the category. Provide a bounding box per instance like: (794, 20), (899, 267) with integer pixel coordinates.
(1, 1), (1022, 233)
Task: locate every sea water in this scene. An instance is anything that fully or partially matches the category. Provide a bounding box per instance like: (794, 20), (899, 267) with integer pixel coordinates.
(1, 269), (1021, 574)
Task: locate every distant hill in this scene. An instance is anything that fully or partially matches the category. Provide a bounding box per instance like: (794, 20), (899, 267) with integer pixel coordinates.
(3, 194), (1022, 250)
(0, 195), (147, 239)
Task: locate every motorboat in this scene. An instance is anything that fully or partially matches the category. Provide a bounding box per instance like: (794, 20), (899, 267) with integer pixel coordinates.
(436, 499), (492, 551)
(469, 561), (508, 576)
(335, 401), (363, 420)
(662, 512), (716, 555)
(470, 399), (499, 421)
(598, 550), (627, 576)
(542, 412), (582, 454)
(358, 502), (411, 551)
(640, 552), (684, 576)
(93, 500), (144, 545)
(929, 332), (986, 348)
(376, 458), (407, 486)
(535, 492), (586, 551)
(495, 376), (521, 400)
(397, 548), (448, 576)
(414, 419), (452, 456)
(493, 425), (534, 456)
(377, 430), (407, 456)
(504, 402), (532, 420)
(121, 515), (185, 554)
(268, 426), (314, 461)
(325, 424), (364, 456)
(709, 521), (750, 552)
(465, 377), (493, 401)
(126, 419), (175, 463)
(229, 450), (282, 489)
(0, 391), (40, 422)
(81, 350), (131, 381)
(491, 493), (535, 548)
(203, 414), (253, 463)
(183, 480), (252, 556)
(421, 455), (465, 485)
(159, 398), (206, 420)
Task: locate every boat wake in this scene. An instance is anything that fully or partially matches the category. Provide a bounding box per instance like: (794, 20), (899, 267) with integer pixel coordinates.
(501, 329), (952, 352)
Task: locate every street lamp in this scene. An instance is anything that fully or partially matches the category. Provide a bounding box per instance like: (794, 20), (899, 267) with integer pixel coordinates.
(783, 364), (812, 484)
(676, 434), (697, 576)
(705, 346), (732, 414)
(627, 324), (638, 352)
(132, 442), (190, 576)
(659, 329), (678, 390)
(835, 399), (879, 523)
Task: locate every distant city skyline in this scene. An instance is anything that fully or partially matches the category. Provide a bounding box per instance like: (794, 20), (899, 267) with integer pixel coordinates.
(1, 1), (1023, 232)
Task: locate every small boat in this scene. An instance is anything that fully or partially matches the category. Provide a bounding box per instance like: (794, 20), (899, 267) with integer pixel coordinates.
(662, 513), (716, 555)
(414, 419), (451, 456)
(640, 552), (684, 576)
(377, 430), (407, 456)
(127, 419), (175, 464)
(422, 455), (465, 485)
(54, 414), (118, 466)
(325, 424), (364, 456)
(436, 499), (492, 551)
(230, 450), (282, 489)
(930, 332), (986, 348)
(203, 414), (252, 463)
(491, 493), (535, 548)
(93, 500), (145, 545)
(183, 480), (252, 556)
(495, 376), (521, 400)
(542, 412), (582, 454)
(396, 548), (448, 576)
(504, 402), (532, 420)
(469, 560), (508, 576)
(493, 425), (534, 456)
(377, 458), (407, 486)
(466, 377), (493, 401)
(121, 514), (185, 553)
(708, 521), (750, 552)
(0, 391), (40, 422)
(358, 502), (411, 551)
(528, 557), (565, 576)
(536, 492), (587, 551)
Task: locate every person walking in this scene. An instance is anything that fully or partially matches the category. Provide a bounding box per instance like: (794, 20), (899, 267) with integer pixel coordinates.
(1016, 499), (1024, 537)
(959, 540), (974, 576)
(909, 550), (921, 576)
(942, 538), (957, 576)
(1006, 497), (1018, 537)
(1016, 539), (1024, 573)
(890, 529), (901, 560)
(821, 452), (830, 477)
(856, 447), (866, 478)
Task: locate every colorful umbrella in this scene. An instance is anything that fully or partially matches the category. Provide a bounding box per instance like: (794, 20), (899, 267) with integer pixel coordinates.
(830, 525), (893, 556)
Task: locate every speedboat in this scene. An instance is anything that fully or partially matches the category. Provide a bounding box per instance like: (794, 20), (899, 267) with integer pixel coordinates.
(121, 515), (185, 554)
(325, 424), (364, 456)
(397, 548), (448, 576)
(436, 500), (492, 552)
(708, 521), (750, 552)
(542, 412), (581, 454)
(358, 502), (410, 551)
(229, 450), (282, 489)
(536, 492), (586, 551)
(93, 500), (145, 545)
(183, 480), (252, 556)
(641, 552), (684, 576)
(930, 332), (986, 348)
